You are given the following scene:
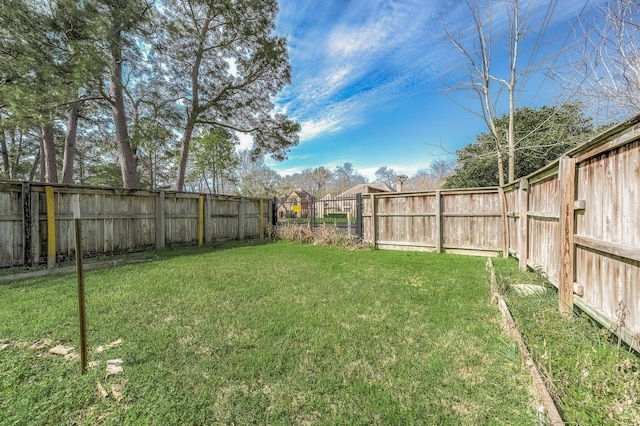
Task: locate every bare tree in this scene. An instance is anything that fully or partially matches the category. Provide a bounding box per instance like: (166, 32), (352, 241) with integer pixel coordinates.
(375, 166), (398, 188)
(442, 0), (557, 185)
(575, 0), (640, 122)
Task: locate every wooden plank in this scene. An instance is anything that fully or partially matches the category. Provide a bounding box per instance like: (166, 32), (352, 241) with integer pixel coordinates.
(435, 190), (442, 253)
(205, 194), (212, 242)
(156, 191), (165, 249)
(30, 190), (40, 265)
(238, 198), (245, 239)
(519, 179), (529, 271)
(487, 258), (565, 426)
(498, 186), (509, 258)
(371, 194), (377, 248)
(527, 162), (559, 185)
(374, 213), (437, 217)
(259, 199), (264, 239)
(574, 234), (640, 263)
(198, 195), (204, 246)
(559, 156), (576, 315)
(21, 183), (29, 266)
(45, 186), (56, 268)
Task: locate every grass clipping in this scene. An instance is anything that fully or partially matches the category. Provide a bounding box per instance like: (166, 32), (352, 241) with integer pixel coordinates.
(276, 224), (368, 249)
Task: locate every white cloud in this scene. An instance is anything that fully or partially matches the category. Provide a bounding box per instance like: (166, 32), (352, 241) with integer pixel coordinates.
(299, 117), (343, 141)
(277, 0), (442, 142)
(276, 0), (596, 145)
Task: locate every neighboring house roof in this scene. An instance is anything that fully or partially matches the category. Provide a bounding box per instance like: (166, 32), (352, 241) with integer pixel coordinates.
(287, 188), (313, 200)
(338, 182), (395, 197)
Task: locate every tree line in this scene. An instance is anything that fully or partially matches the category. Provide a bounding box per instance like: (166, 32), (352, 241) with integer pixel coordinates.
(182, 151), (456, 199)
(1, 0), (637, 194)
(0, 0), (299, 190)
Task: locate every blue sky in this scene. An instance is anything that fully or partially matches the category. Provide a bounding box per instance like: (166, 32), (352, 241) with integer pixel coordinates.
(257, 0), (602, 180)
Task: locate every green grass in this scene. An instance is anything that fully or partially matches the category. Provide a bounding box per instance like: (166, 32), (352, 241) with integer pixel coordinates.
(493, 258), (640, 425)
(1, 242), (537, 425)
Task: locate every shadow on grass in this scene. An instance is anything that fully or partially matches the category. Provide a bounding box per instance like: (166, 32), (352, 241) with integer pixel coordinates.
(0, 238), (278, 287)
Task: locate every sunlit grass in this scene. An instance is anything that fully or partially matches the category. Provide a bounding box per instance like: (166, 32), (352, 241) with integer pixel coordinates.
(1, 241), (537, 425)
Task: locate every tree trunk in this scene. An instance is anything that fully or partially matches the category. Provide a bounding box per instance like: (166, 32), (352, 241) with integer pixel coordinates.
(41, 124), (58, 183)
(110, 58), (138, 189)
(0, 129), (9, 176)
(11, 129), (23, 179)
(39, 137), (45, 182)
(507, 0), (519, 184)
(29, 149), (40, 182)
(175, 17), (211, 192)
(176, 120), (196, 191)
(497, 144), (505, 187)
(61, 102), (80, 184)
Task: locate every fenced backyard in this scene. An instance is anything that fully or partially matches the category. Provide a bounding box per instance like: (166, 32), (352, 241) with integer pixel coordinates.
(0, 243), (540, 424)
(0, 114), (639, 424)
(362, 114), (640, 353)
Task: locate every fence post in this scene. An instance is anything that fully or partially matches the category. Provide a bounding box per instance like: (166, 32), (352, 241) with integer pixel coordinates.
(21, 182), (31, 266)
(156, 191), (165, 249)
(45, 186), (56, 269)
(559, 156), (576, 315)
(370, 193), (377, 248)
(435, 190), (442, 253)
(259, 199), (264, 239)
(72, 194), (87, 374)
(238, 198), (245, 239)
(355, 193), (363, 241)
(272, 197), (277, 227)
(518, 178), (529, 271)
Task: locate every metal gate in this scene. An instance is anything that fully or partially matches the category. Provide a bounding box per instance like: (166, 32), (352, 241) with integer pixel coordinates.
(275, 193), (363, 239)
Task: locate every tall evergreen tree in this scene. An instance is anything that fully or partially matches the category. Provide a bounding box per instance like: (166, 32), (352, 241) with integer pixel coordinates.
(156, 0), (300, 191)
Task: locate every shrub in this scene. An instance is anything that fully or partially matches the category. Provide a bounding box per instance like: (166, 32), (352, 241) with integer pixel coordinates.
(276, 224), (369, 249)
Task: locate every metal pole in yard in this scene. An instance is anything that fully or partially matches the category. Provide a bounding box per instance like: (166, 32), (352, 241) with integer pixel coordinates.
(73, 195), (88, 374)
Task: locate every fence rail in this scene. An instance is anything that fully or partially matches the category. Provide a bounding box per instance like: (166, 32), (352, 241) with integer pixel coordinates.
(0, 182), (271, 268)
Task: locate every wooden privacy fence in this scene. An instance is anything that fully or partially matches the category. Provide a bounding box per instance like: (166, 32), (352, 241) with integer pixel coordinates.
(363, 188), (506, 256)
(365, 113), (640, 351)
(0, 182), (272, 268)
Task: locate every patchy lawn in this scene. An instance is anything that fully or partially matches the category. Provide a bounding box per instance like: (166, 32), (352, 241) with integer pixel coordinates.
(1, 241), (537, 425)
(494, 258), (640, 425)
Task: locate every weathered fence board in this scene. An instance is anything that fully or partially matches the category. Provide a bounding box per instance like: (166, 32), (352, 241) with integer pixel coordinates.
(0, 186), (22, 267)
(0, 183), (270, 268)
(570, 125), (640, 342)
(364, 189), (503, 255)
